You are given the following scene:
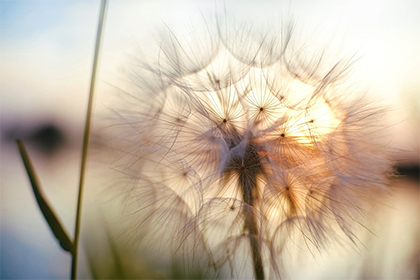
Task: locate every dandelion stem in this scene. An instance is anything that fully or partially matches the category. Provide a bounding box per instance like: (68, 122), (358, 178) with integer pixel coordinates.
(71, 1), (107, 279)
(240, 173), (265, 280)
(234, 143), (265, 280)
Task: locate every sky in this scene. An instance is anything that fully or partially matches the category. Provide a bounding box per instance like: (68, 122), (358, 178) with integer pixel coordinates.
(1, 0), (419, 153)
(1, 0), (419, 279)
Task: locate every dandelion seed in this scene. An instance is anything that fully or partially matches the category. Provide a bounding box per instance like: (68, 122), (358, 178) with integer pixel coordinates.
(109, 14), (392, 280)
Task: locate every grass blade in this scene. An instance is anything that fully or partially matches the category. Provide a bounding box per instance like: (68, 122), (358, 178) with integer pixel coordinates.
(71, 0), (108, 279)
(16, 139), (73, 253)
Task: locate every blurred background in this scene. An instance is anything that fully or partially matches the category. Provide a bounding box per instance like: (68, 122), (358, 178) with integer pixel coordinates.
(1, 0), (419, 279)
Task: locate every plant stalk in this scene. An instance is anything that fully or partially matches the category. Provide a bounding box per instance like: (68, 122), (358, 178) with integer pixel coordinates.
(71, 1), (107, 279)
(240, 172), (265, 280)
(234, 143), (265, 280)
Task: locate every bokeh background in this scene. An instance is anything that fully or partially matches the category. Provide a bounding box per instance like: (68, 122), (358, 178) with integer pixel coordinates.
(1, 0), (419, 279)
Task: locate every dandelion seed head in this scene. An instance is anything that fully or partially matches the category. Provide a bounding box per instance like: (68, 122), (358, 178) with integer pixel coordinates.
(109, 14), (393, 279)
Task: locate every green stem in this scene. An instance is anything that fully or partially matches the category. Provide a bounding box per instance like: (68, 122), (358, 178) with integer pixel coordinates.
(71, 1), (107, 279)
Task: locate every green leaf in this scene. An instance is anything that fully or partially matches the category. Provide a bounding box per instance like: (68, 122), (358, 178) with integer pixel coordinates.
(16, 139), (74, 254)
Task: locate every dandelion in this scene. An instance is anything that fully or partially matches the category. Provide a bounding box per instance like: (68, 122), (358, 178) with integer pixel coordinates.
(109, 15), (392, 280)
